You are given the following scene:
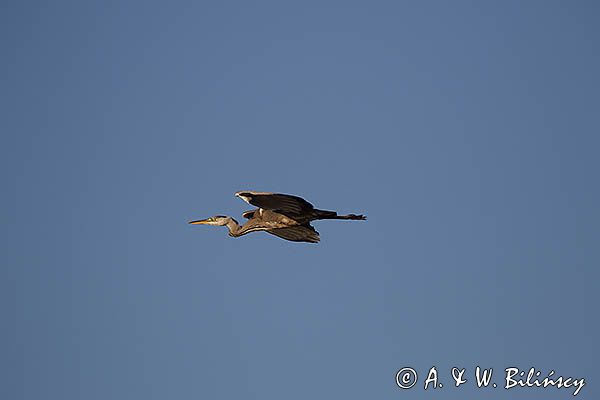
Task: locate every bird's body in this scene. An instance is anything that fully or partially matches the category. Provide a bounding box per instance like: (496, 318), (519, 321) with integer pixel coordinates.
(189, 191), (366, 243)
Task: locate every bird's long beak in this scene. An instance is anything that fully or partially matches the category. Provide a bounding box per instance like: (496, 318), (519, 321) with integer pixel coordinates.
(189, 218), (209, 225)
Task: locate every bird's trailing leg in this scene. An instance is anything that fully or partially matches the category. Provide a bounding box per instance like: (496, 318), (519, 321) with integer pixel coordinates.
(314, 210), (367, 220)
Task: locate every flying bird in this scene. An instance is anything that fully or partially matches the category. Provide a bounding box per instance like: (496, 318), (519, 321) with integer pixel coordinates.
(189, 191), (366, 243)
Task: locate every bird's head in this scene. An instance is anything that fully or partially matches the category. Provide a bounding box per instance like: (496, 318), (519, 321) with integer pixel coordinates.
(188, 215), (231, 226)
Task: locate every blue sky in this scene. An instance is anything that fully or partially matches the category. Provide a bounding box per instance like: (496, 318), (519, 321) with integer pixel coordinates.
(2, 1), (598, 399)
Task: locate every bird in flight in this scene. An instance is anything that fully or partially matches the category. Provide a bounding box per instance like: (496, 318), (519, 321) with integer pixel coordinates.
(189, 191), (366, 243)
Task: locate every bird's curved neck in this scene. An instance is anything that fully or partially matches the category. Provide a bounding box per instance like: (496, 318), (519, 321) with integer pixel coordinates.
(225, 218), (243, 237)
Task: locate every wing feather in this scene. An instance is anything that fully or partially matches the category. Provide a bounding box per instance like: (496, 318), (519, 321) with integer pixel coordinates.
(242, 210), (257, 219)
(267, 225), (320, 243)
(235, 191), (314, 215)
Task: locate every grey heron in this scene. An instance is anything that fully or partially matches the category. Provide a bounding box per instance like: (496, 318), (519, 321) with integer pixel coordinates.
(189, 191), (366, 243)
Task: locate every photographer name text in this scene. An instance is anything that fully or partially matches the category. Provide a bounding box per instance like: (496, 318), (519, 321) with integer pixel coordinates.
(395, 366), (585, 396)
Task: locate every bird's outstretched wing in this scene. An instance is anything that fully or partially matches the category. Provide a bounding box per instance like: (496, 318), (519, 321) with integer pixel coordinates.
(235, 191), (314, 215)
(267, 225), (320, 243)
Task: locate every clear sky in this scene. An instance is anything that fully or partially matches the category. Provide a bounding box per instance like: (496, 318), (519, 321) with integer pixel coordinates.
(2, 1), (598, 399)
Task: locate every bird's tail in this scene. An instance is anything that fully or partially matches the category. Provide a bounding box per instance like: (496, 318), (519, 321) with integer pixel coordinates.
(315, 210), (367, 220)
